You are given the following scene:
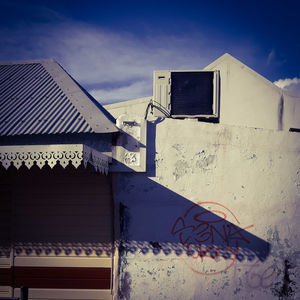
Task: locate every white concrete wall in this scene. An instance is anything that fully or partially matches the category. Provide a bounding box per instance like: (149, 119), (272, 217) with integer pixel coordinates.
(282, 91), (300, 130)
(204, 54), (280, 130)
(106, 54), (300, 132)
(105, 97), (151, 120)
(203, 53), (300, 131)
(107, 110), (300, 299)
(105, 54), (300, 300)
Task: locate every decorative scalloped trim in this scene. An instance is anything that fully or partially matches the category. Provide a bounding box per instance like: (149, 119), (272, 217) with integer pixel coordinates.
(0, 144), (108, 175)
(0, 242), (112, 257)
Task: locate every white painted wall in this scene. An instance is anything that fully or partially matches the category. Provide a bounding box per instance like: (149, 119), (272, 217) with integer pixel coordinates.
(106, 117), (299, 300)
(105, 54), (300, 300)
(203, 53), (300, 131)
(105, 97), (151, 120)
(282, 91), (300, 130)
(106, 54), (300, 132)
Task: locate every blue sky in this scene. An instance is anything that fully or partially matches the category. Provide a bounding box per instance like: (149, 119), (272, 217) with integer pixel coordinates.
(0, 0), (299, 103)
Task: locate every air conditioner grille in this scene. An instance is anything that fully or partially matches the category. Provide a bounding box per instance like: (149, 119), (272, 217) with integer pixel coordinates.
(170, 71), (214, 116)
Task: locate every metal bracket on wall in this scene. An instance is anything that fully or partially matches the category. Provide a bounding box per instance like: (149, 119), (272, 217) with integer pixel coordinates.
(110, 115), (147, 172)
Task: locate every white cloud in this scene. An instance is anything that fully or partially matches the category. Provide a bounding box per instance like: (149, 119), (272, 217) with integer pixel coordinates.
(90, 80), (152, 104)
(0, 14), (263, 104)
(37, 24), (216, 85)
(274, 77), (300, 89)
(266, 49), (286, 67)
(0, 23), (217, 103)
(267, 49), (275, 65)
(274, 77), (300, 97)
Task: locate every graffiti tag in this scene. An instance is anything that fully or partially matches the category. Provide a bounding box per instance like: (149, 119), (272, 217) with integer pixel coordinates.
(171, 202), (254, 275)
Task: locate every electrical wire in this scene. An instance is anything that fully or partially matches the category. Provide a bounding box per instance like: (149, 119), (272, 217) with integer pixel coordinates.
(144, 99), (171, 119)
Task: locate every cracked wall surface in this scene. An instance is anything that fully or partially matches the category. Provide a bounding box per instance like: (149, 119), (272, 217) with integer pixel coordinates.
(109, 117), (300, 300)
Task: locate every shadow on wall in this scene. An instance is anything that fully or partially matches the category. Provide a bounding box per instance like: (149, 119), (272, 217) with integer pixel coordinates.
(116, 176), (270, 264)
(113, 118), (271, 265)
(0, 163), (113, 257)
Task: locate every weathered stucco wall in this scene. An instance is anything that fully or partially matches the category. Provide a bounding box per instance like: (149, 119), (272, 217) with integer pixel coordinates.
(105, 97), (151, 120)
(283, 91), (300, 131)
(106, 54), (300, 133)
(110, 116), (300, 300)
(204, 54), (285, 131)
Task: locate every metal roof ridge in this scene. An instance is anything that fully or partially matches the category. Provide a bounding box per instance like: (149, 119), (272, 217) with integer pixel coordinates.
(40, 59), (119, 134)
(0, 59), (119, 136)
(0, 58), (56, 65)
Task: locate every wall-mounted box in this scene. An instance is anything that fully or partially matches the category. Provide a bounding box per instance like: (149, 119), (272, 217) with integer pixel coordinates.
(110, 115), (147, 172)
(153, 70), (220, 119)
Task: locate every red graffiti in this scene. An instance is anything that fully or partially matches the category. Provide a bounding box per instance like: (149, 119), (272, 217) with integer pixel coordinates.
(245, 259), (277, 289)
(171, 202), (254, 275)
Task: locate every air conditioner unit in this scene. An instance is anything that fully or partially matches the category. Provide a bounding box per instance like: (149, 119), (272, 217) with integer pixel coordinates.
(153, 70), (219, 119)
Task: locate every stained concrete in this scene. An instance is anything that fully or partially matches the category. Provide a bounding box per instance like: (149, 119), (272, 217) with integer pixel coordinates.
(105, 54), (300, 300)
(109, 118), (299, 300)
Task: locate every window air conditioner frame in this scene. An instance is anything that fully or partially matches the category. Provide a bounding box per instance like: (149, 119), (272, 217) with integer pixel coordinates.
(153, 70), (220, 119)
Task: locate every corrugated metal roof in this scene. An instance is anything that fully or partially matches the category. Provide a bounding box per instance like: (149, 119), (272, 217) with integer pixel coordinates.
(0, 59), (118, 136)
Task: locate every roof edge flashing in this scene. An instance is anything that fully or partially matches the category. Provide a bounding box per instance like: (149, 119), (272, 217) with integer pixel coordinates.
(41, 60), (118, 134)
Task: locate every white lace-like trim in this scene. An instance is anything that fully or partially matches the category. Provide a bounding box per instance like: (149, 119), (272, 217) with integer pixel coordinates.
(0, 144), (108, 174)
